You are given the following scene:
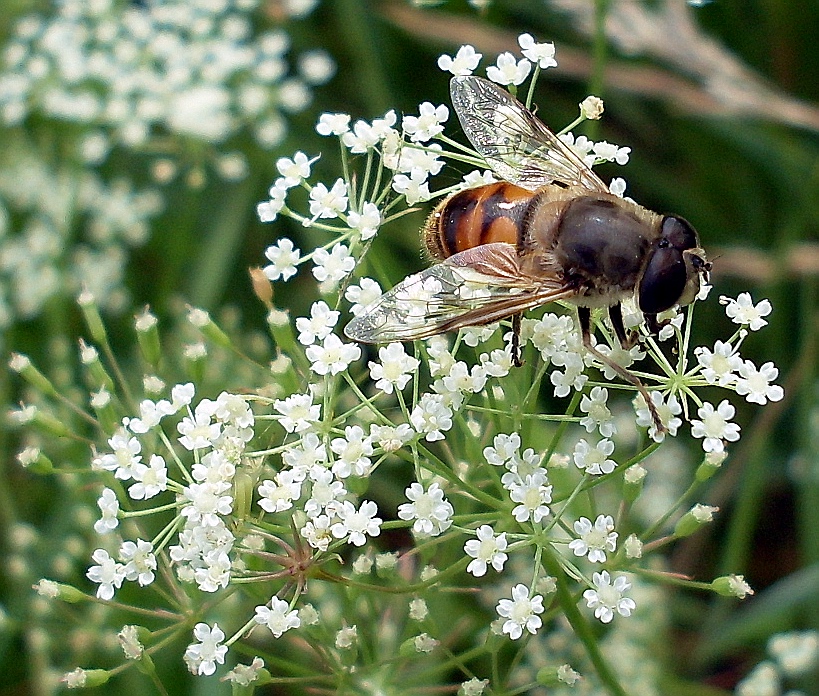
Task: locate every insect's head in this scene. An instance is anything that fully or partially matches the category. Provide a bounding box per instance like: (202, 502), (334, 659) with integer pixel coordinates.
(638, 215), (709, 315)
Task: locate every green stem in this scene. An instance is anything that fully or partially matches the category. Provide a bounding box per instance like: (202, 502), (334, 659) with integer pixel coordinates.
(542, 548), (628, 696)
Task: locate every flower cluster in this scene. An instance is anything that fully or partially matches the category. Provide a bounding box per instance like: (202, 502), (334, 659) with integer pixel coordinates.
(0, 147), (163, 323)
(0, 0), (332, 171)
(10, 33), (785, 695)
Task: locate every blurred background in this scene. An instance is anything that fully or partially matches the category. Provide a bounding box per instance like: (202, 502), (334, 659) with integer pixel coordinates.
(0, 0), (817, 694)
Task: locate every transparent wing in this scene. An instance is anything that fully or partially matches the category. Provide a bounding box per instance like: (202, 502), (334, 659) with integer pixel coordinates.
(450, 75), (608, 193)
(344, 243), (576, 343)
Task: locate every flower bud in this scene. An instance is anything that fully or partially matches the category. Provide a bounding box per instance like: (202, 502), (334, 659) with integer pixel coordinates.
(711, 574), (754, 599)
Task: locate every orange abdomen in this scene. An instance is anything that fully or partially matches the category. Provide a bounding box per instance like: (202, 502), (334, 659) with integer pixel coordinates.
(423, 182), (536, 260)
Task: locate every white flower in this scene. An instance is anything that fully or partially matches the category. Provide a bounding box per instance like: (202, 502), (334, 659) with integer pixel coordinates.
(508, 469), (552, 523)
(397, 482), (454, 537)
(369, 423), (414, 452)
(579, 386), (616, 437)
(177, 411), (221, 451)
(224, 657), (266, 687)
(369, 343), (419, 394)
(305, 333), (361, 376)
(609, 177), (627, 197)
(345, 277), (383, 317)
(735, 360), (783, 405)
(276, 151), (318, 188)
(734, 662), (779, 696)
(347, 201), (381, 240)
(392, 169), (431, 205)
(94, 487), (120, 534)
(402, 102), (449, 142)
(273, 392), (320, 433)
(96, 428), (142, 479)
(568, 515), (617, 563)
(316, 112), (351, 136)
(258, 470), (303, 513)
(330, 425), (373, 478)
(720, 292), (772, 331)
(695, 340), (743, 386)
(257, 185), (288, 223)
(437, 45), (482, 76)
(184, 623), (228, 676)
(296, 301), (340, 346)
(307, 178), (348, 222)
(263, 238), (301, 282)
(591, 140), (630, 165)
(583, 571), (636, 623)
(579, 95), (604, 120)
(517, 34), (557, 69)
(767, 631), (819, 678)
(409, 393), (453, 442)
(496, 583), (544, 639)
(282, 433), (327, 473)
(331, 500), (383, 546)
(634, 391), (683, 442)
(254, 597), (301, 638)
(486, 52), (531, 86)
(181, 481), (233, 528)
(484, 432), (521, 467)
(464, 525), (508, 577)
(311, 243), (355, 291)
(690, 400), (741, 453)
(573, 438), (616, 475)
(341, 110), (397, 152)
(300, 513), (334, 551)
(86, 548), (125, 600)
(119, 539), (156, 586)
(128, 454), (168, 500)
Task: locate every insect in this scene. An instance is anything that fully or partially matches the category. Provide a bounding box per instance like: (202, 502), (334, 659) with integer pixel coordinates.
(345, 75), (710, 430)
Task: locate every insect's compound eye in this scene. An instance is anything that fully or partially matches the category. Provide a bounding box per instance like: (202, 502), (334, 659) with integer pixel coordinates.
(638, 247), (687, 315)
(660, 215), (698, 250)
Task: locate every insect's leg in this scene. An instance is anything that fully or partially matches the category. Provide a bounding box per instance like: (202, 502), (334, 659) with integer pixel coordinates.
(511, 312), (524, 367)
(578, 307), (665, 434)
(608, 303), (639, 349)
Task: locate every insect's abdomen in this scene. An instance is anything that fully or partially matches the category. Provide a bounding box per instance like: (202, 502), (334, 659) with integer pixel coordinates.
(423, 182), (535, 260)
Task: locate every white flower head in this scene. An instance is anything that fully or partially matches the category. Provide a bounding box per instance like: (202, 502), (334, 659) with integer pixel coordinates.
(735, 360), (783, 405)
(720, 292), (772, 331)
(496, 583), (544, 639)
(517, 34), (557, 69)
(369, 342), (420, 394)
(311, 243), (355, 292)
(568, 515), (617, 563)
(307, 178), (348, 223)
(464, 525), (508, 577)
(254, 597), (301, 638)
(347, 201), (381, 240)
(583, 571), (636, 623)
(690, 400), (741, 453)
(296, 301), (340, 346)
(184, 623), (228, 676)
(331, 500), (383, 546)
(263, 238), (300, 282)
(573, 438), (616, 475)
(305, 333), (361, 376)
(397, 482), (454, 538)
(486, 52), (531, 86)
(437, 45), (482, 76)
(402, 102), (449, 142)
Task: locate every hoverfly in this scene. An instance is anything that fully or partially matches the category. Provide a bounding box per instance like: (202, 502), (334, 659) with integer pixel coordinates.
(345, 75), (710, 430)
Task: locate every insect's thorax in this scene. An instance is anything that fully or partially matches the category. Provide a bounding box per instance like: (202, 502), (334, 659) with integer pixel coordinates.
(539, 191), (661, 305)
(423, 182), (536, 259)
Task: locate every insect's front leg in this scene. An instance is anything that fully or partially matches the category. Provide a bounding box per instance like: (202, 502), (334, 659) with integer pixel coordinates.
(608, 303), (640, 350)
(510, 313), (524, 367)
(578, 307), (666, 434)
